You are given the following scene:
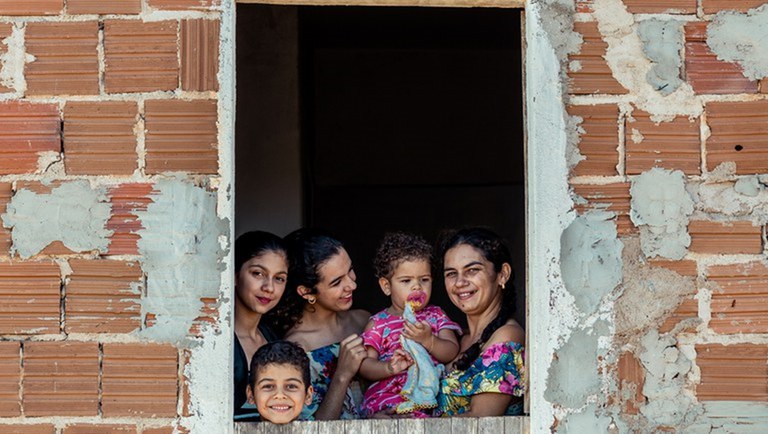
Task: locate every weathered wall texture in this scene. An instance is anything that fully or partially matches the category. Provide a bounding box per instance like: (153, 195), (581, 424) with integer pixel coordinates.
(535, 0), (768, 431)
(0, 0), (228, 433)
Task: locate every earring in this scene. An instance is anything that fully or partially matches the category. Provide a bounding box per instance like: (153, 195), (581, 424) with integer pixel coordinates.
(307, 295), (316, 305)
(501, 282), (506, 290)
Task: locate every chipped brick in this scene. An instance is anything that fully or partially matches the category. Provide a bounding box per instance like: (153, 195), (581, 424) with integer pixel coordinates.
(25, 22), (99, 96)
(63, 101), (139, 175)
(0, 261), (60, 335)
(65, 259), (142, 334)
(572, 182), (634, 234)
(0, 183), (12, 255)
(144, 99), (218, 174)
(104, 20), (179, 93)
(626, 110), (701, 175)
(23, 342), (99, 416)
(702, 0), (767, 14)
(706, 100), (768, 174)
(658, 295), (698, 333)
(102, 343), (178, 417)
(617, 351), (644, 415)
(568, 22), (627, 95)
(623, 0), (696, 13)
(685, 22), (758, 95)
(148, 0), (218, 10)
(706, 261), (768, 334)
(0, 102), (61, 175)
(107, 184), (154, 255)
(568, 104), (620, 176)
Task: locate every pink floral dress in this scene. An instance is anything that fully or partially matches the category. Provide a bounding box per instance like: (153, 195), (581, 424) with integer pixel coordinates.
(360, 305), (461, 416)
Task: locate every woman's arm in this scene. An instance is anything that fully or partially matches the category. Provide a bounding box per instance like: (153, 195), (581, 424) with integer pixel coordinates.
(359, 348), (412, 381)
(313, 333), (366, 420)
(402, 321), (460, 363)
(454, 392), (515, 417)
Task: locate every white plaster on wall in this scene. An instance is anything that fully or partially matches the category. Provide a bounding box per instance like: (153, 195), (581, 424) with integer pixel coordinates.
(0, 24), (32, 95)
(707, 5), (768, 81)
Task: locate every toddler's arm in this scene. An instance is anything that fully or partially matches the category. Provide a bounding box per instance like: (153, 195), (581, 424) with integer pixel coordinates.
(402, 321), (460, 364)
(359, 348), (412, 381)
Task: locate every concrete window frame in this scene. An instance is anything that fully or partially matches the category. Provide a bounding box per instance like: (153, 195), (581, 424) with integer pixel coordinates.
(216, 1), (566, 432)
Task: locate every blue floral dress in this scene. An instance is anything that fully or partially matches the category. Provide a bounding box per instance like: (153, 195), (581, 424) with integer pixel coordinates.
(299, 342), (363, 420)
(436, 341), (526, 416)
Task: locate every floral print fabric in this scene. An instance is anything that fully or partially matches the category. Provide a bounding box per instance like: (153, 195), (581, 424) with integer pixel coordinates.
(299, 342), (363, 420)
(436, 341), (526, 416)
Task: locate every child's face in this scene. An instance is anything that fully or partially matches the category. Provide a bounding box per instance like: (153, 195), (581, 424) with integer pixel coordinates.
(247, 363), (313, 424)
(380, 259), (432, 315)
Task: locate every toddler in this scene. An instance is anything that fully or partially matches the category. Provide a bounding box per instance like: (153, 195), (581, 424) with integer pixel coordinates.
(359, 232), (461, 417)
(246, 340), (314, 424)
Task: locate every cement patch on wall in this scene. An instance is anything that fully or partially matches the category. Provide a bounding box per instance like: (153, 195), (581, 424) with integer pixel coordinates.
(0, 24), (32, 94)
(544, 320), (610, 408)
(630, 168), (694, 260)
(560, 210), (623, 315)
(638, 19), (684, 96)
(1, 181), (112, 258)
(136, 179), (228, 346)
(708, 5), (768, 81)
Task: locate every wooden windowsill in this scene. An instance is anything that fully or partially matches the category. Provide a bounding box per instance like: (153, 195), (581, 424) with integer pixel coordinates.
(236, 415), (530, 433)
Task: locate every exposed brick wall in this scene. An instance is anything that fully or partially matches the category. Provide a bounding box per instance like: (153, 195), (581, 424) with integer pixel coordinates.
(568, 2), (768, 428)
(0, 2), (221, 431)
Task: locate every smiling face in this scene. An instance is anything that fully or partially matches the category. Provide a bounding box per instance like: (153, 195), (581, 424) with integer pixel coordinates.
(305, 248), (357, 312)
(235, 251), (289, 316)
(247, 363), (313, 424)
(380, 259), (432, 315)
(443, 243), (508, 316)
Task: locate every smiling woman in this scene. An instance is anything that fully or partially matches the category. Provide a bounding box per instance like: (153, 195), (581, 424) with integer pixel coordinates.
(233, 231), (290, 421)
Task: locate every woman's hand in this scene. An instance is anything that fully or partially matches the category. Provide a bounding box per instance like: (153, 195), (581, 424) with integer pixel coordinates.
(336, 334), (366, 382)
(387, 348), (413, 375)
(402, 320), (433, 346)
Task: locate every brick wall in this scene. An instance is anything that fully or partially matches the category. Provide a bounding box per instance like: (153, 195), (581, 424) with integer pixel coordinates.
(566, 0), (768, 430)
(0, 0), (222, 432)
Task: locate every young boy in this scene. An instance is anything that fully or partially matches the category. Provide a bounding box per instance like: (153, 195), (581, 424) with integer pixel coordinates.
(246, 340), (314, 424)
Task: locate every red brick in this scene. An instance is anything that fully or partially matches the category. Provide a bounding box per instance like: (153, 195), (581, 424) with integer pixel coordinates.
(148, 0), (218, 10)
(102, 343), (178, 417)
(568, 22), (627, 95)
(23, 341), (99, 416)
(575, 0), (593, 12)
(181, 19), (220, 92)
(623, 0), (696, 13)
(65, 259), (141, 334)
(658, 295), (698, 333)
(706, 100), (768, 174)
(106, 184), (153, 255)
(685, 22), (758, 95)
(0, 426), (56, 434)
(706, 261), (768, 334)
(0, 261), (60, 335)
(104, 20), (179, 93)
(702, 0), (766, 14)
(63, 101), (138, 175)
(0, 183), (12, 255)
(0, 102), (61, 175)
(144, 100), (218, 174)
(0, 0), (62, 15)
(568, 104), (620, 176)
(142, 428), (174, 434)
(63, 425), (137, 434)
(697, 343), (768, 400)
(626, 110), (701, 175)
(572, 182), (634, 234)
(689, 220), (762, 254)
(25, 22), (99, 96)
(189, 297), (219, 336)
(0, 25), (12, 93)
(617, 351), (644, 415)
(650, 259), (698, 277)
(67, 0), (141, 14)
(0, 342), (20, 417)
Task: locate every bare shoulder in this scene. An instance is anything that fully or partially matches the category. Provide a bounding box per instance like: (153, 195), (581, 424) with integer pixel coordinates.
(347, 309), (371, 331)
(485, 320), (525, 348)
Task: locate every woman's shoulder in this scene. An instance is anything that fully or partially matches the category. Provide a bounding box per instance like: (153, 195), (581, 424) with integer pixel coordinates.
(484, 321), (525, 349)
(344, 308), (371, 331)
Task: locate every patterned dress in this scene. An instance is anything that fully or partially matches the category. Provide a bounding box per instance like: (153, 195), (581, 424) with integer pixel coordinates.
(436, 341), (526, 416)
(299, 342), (363, 420)
(360, 305), (462, 416)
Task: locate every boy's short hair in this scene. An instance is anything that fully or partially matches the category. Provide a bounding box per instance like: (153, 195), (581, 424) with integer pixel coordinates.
(373, 232), (432, 279)
(249, 341), (311, 388)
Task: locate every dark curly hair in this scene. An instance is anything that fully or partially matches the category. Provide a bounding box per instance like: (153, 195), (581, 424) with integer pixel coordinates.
(249, 340), (311, 389)
(265, 228), (344, 337)
(373, 232), (433, 279)
(438, 227), (516, 371)
(235, 231), (287, 275)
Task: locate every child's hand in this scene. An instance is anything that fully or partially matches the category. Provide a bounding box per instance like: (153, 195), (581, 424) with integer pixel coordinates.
(402, 320), (432, 346)
(387, 348), (413, 375)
